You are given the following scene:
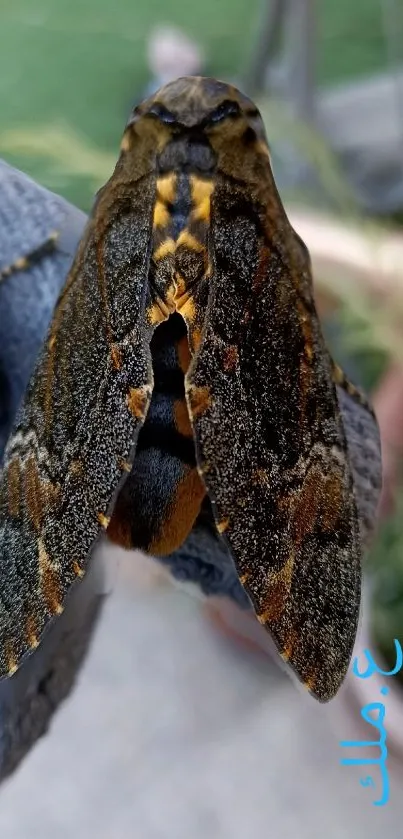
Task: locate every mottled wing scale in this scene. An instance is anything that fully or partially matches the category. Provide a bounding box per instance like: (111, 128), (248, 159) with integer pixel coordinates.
(0, 76), (372, 701)
(184, 160), (362, 702)
(0, 161), (157, 676)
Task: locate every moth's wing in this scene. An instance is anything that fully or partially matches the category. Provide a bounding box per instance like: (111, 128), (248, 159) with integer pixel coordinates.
(0, 174), (156, 677)
(185, 176), (362, 702)
(335, 383), (382, 550)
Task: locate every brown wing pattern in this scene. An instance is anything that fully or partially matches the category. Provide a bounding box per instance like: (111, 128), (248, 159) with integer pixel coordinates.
(0, 171), (156, 677)
(186, 176), (361, 701)
(0, 75), (371, 701)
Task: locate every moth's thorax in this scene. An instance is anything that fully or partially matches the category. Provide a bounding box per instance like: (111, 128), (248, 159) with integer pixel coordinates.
(146, 166), (212, 342)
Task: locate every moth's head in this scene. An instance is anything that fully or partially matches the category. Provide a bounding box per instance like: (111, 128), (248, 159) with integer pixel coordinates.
(121, 76), (270, 175)
(136, 76), (265, 133)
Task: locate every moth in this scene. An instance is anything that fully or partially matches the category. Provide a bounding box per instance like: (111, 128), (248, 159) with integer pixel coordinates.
(0, 76), (381, 701)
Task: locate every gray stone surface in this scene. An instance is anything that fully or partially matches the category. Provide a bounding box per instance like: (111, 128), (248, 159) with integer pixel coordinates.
(0, 542), (401, 838)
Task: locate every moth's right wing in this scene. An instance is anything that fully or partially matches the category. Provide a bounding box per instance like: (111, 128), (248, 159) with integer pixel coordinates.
(0, 172), (156, 677)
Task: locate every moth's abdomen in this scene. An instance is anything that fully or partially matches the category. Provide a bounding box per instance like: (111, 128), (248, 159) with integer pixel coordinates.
(107, 314), (205, 555)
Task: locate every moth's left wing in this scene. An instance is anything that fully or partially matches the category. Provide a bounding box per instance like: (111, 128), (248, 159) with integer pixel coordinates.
(185, 175), (362, 702)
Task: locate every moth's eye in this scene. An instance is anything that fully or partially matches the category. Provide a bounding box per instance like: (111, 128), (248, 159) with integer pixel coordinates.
(208, 100), (241, 124)
(147, 103), (177, 124)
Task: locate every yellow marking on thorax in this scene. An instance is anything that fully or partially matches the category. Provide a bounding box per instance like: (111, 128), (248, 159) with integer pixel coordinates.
(147, 297), (172, 325)
(173, 273), (186, 297)
(43, 479), (61, 514)
(153, 174), (177, 230)
(154, 239), (176, 261)
(149, 278), (197, 326)
(176, 230), (206, 253)
(190, 176), (214, 222)
(181, 298), (196, 322)
(149, 172), (212, 328)
(153, 201), (170, 228)
(157, 173), (177, 204)
(173, 288), (196, 322)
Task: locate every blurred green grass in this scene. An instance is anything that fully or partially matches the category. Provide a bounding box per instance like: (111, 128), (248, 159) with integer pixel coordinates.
(0, 0), (389, 208)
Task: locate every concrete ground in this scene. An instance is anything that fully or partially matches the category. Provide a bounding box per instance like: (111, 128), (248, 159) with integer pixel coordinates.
(0, 542), (401, 838)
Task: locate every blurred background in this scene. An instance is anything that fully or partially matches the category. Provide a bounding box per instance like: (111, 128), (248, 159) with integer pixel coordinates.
(1, 1), (403, 836)
(1, 0), (402, 211)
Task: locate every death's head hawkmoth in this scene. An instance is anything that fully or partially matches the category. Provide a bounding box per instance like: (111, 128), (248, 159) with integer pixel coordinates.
(0, 76), (381, 701)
